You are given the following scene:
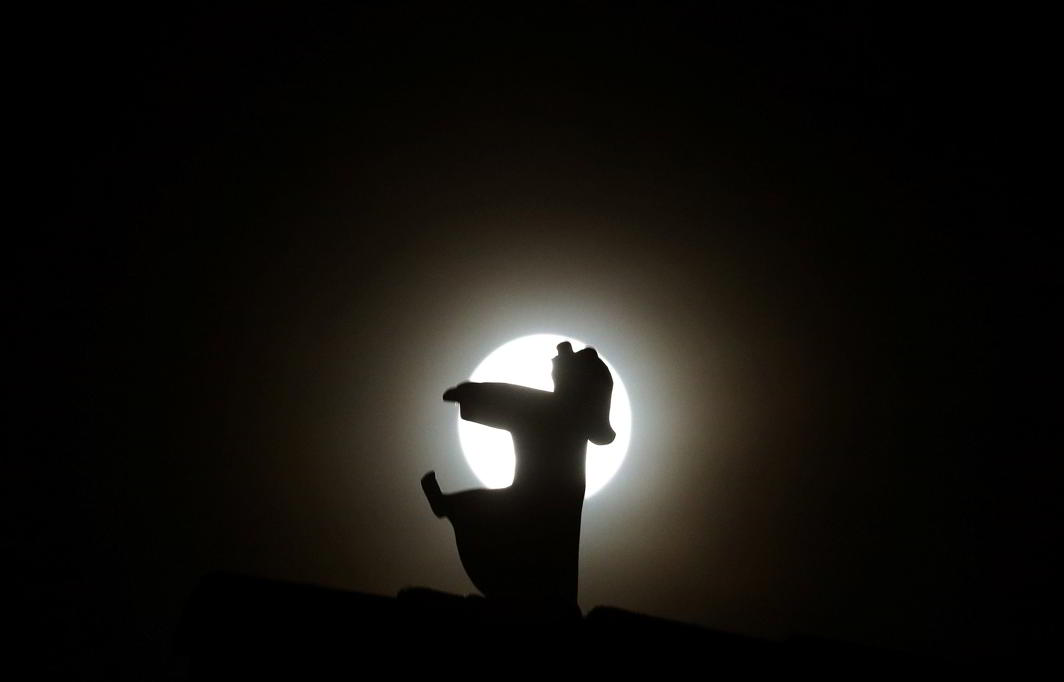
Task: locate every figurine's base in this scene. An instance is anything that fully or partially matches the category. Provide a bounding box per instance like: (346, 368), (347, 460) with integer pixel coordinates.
(174, 572), (938, 677)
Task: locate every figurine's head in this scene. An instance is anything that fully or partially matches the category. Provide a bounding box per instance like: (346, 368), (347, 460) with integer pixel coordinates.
(552, 341), (616, 445)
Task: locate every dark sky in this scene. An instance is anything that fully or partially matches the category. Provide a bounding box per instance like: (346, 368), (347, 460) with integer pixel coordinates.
(15, 4), (1053, 673)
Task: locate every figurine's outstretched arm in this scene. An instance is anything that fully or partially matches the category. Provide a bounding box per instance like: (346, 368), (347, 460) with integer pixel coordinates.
(443, 382), (548, 431)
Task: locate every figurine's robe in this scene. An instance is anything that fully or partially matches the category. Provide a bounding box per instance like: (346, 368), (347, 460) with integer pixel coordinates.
(446, 383), (588, 609)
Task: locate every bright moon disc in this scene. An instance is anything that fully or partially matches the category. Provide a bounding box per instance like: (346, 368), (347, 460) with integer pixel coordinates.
(457, 334), (631, 498)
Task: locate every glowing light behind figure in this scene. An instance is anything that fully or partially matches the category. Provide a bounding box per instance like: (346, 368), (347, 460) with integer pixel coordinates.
(457, 334), (632, 498)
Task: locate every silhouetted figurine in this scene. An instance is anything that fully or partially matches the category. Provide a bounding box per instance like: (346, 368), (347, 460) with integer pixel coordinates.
(422, 341), (615, 621)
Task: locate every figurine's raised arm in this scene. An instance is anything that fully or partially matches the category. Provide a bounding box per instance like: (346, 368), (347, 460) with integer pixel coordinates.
(442, 381), (548, 431)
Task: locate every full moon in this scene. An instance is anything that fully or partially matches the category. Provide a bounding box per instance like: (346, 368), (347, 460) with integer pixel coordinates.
(457, 334), (632, 498)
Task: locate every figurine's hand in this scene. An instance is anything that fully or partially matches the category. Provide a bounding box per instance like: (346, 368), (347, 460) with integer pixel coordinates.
(442, 384), (466, 402)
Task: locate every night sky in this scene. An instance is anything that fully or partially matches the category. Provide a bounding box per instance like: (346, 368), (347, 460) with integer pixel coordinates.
(15, 5), (1053, 673)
